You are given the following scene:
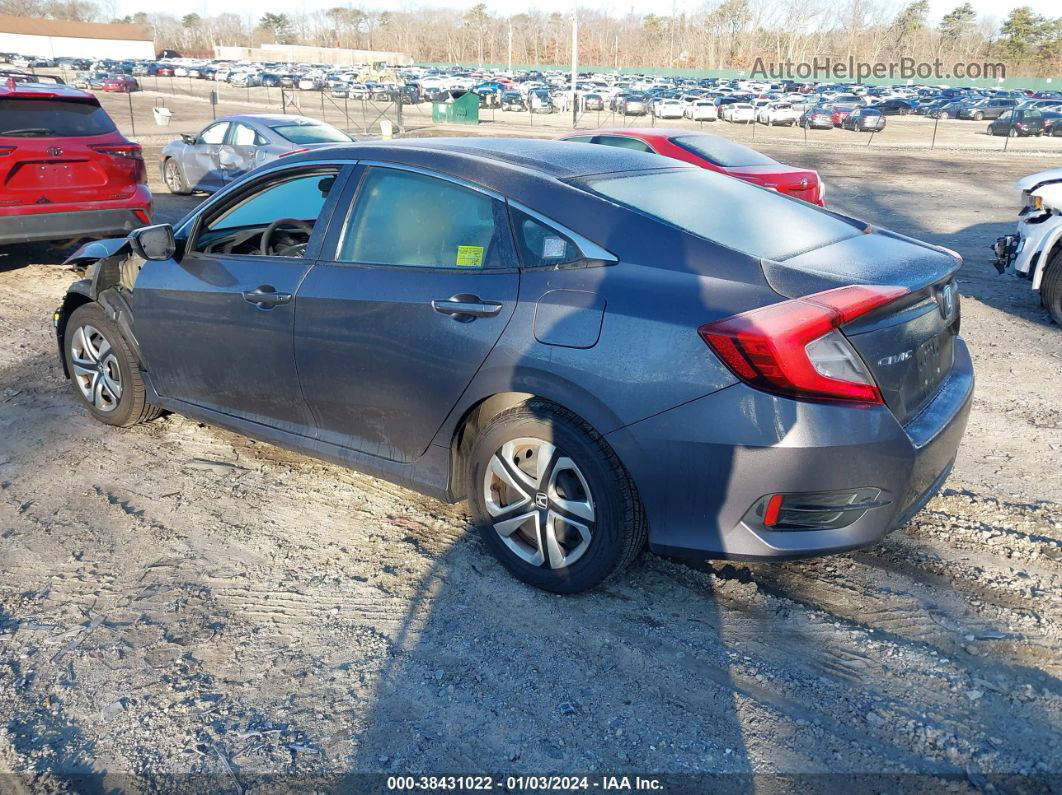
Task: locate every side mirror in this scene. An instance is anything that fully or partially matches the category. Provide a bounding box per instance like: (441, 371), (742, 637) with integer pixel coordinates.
(181, 133), (196, 145)
(128, 224), (176, 261)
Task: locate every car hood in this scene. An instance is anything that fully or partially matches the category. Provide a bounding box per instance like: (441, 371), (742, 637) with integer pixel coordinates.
(1016, 167), (1062, 192)
(64, 236), (132, 265)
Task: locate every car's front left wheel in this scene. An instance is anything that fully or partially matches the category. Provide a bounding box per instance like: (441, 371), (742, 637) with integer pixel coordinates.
(467, 400), (647, 593)
(64, 302), (162, 427)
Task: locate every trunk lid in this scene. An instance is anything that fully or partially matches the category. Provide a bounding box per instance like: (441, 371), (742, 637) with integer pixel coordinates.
(761, 228), (962, 424)
(728, 164), (820, 204)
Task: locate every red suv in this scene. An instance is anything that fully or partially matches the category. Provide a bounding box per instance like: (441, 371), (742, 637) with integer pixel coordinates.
(0, 79), (151, 246)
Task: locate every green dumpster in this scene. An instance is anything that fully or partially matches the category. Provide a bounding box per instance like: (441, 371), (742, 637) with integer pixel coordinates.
(431, 92), (480, 125)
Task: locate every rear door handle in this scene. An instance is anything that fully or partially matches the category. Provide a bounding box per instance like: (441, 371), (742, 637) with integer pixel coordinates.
(431, 298), (503, 319)
(242, 286), (292, 307)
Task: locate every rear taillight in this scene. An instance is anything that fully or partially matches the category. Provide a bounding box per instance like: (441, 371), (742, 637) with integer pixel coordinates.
(92, 143), (146, 184)
(91, 144), (143, 160)
(698, 285), (908, 405)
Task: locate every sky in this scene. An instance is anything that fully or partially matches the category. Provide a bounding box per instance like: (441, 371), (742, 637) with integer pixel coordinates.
(114, 0), (1059, 27)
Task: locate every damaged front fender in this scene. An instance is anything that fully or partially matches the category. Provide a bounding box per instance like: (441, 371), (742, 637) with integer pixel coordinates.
(63, 236), (134, 267)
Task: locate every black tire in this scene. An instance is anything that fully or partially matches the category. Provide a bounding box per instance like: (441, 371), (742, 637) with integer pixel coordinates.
(64, 302), (162, 427)
(1042, 250), (1062, 325)
(467, 400), (647, 593)
(1009, 128), (1019, 138)
(163, 158), (191, 195)
(973, 111), (984, 121)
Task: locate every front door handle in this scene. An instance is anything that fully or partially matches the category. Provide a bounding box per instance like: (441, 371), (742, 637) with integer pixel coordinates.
(243, 286), (292, 307)
(431, 297), (503, 319)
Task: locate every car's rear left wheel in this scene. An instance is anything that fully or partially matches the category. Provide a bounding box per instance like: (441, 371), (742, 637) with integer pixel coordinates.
(65, 303), (162, 427)
(467, 400), (646, 593)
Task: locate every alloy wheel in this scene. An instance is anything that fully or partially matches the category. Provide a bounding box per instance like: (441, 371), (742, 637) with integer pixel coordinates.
(482, 437), (595, 569)
(70, 325), (122, 412)
(165, 161), (182, 192)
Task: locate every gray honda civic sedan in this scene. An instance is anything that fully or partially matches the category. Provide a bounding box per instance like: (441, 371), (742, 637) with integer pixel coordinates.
(55, 139), (973, 592)
(159, 114), (353, 195)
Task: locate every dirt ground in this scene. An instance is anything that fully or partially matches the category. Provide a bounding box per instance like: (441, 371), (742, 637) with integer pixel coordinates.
(0, 135), (1060, 791)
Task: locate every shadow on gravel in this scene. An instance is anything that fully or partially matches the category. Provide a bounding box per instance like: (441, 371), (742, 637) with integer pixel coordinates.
(808, 149), (1055, 327)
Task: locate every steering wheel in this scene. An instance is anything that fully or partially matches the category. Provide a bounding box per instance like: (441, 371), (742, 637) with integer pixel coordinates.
(260, 218), (313, 256)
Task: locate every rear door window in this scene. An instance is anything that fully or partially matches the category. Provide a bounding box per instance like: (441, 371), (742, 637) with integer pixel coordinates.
(337, 167), (509, 269)
(0, 99), (116, 137)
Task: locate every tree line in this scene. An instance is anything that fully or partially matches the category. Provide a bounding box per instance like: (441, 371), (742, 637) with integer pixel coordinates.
(7, 0), (1061, 77)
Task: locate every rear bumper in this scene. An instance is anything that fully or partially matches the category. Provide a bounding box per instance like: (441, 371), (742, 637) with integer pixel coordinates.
(0, 191), (150, 245)
(607, 338), (974, 561)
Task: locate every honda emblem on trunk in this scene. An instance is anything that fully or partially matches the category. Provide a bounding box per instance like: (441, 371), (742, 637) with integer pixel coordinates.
(800, 178), (808, 188)
(47, 146), (63, 157)
(938, 283), (956, 319)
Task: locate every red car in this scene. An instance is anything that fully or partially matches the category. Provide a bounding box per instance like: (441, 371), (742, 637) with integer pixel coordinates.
(156, 65), (175, 77)
(101, 74), (139, 93)
(559, 128), (825, 205)
(0, 80), (151, 246)
(830, 104), (858, 127)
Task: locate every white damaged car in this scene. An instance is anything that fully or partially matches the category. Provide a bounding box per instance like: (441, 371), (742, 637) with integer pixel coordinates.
(992, 168), (1062, 324)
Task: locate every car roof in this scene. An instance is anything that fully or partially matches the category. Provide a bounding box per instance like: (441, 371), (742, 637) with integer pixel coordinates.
(290, 136), (690, 181)
(0, 81), (98, 103)
(215, 114), (323, 126)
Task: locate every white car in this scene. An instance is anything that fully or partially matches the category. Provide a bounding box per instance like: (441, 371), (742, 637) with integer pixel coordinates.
(653, 99), (685, 119)
(758, 102), (800, 126)
(992, 168), (1062, 324)
(684, 101), (718, 121)
(298, 77), (320, 91)
(722, 103), (756, 123)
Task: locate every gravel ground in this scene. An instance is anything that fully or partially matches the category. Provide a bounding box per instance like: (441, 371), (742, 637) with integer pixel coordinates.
(0, 140), (1059, 791)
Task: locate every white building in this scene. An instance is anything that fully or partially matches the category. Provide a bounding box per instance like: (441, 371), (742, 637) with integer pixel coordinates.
(0, 15), (154, 61)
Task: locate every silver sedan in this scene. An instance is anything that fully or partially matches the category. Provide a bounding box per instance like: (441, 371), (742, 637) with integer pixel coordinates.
(159, 114), (353, 194)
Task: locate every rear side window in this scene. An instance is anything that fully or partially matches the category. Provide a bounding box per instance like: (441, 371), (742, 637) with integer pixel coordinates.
(271, 123), (350, 144)
(595, 136), (654, 153)
(511, 208), (582, 268)
(0, 99), (116, 137)
(583, 168), (859, 261)
(338, 167), (507, 269)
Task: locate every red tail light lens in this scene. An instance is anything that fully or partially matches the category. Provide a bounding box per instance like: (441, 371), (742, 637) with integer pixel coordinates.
(91, 144), (143, 160)
(698, 285), (908, 405)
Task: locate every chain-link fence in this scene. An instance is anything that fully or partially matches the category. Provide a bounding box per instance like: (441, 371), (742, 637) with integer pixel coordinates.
(53, 67), (1062, 154)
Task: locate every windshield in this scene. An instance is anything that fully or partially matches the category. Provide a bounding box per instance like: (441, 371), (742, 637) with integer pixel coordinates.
(269, 123), (351, 144)
(668, 134), (776, 167)
(0, 99), (116, 137)
(582, 168), (859, 261)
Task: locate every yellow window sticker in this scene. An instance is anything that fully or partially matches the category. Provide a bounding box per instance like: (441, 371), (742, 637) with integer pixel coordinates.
(456, 246), (485, 268)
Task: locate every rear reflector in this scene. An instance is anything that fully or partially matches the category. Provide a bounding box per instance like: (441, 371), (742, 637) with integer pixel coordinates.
(699, 285), (908, 404)
(747, 488), (887, 532)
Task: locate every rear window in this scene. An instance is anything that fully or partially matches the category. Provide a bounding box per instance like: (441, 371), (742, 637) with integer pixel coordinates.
(269, 123), (351, 145)
(0, 99), (116, 137)
(668, 135), (776, 167)
(582, 168), (859, 261)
